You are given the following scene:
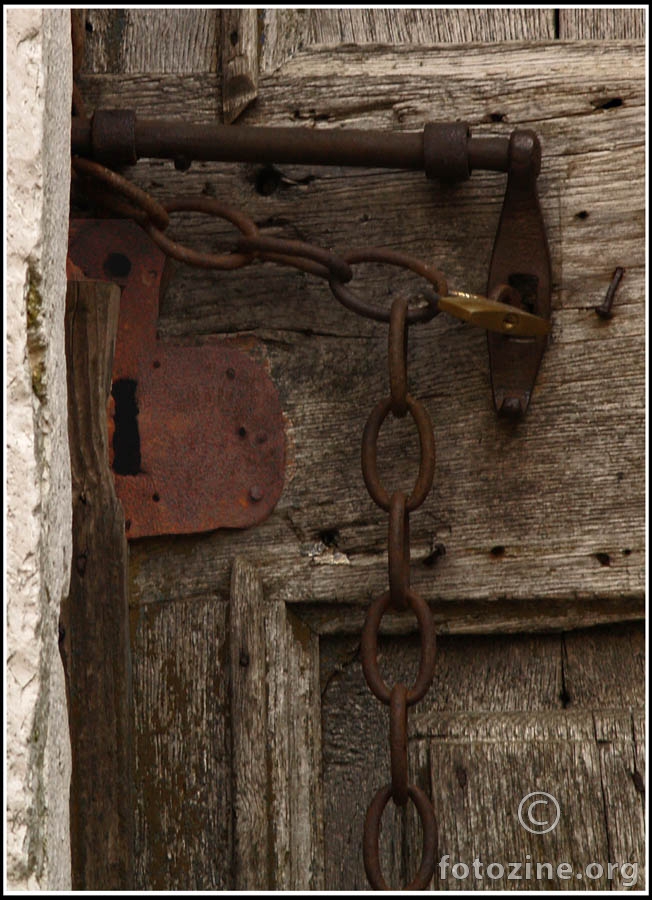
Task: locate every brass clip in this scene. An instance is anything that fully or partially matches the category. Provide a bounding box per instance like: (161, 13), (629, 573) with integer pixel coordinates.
(439, 291), (551, 338)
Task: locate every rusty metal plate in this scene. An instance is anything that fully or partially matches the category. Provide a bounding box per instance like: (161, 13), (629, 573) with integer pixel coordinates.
(68, 219), (285, 539)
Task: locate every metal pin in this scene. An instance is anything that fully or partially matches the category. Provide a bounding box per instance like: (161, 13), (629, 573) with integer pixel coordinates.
(595, 267), (624, 319)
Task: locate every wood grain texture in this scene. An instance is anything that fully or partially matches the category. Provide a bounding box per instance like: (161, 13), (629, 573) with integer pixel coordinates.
(559, 8), (647, 39)
(421, 711), (644, 890)
(561, 623), (645, 709)
(321, 624), (645, 889)
(83, 9), (218, 74)
(228, 558), (324, 889)
(62, 280), (134, 889)
(130, 597), (231, 890)
(222, 9), (259, 124)
(229, 559), (269, 888)
(260, 9), (555, 73)
(77, 40), (646, 633)
(593, 712), (646, 890)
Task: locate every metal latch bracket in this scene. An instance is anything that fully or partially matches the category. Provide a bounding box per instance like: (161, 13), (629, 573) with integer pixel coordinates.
(486, 130), (552, 417)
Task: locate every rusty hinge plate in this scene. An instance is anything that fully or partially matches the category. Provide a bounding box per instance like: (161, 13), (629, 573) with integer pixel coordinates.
(68, 219), (285, 539)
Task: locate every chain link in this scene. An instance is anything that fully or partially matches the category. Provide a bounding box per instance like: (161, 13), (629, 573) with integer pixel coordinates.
(236, 234), (353, 283)
(359, 295), (438, 889)
(388, 492), (410, 611)
(145, 196), (259, 270)
(330, 248), (446, 324)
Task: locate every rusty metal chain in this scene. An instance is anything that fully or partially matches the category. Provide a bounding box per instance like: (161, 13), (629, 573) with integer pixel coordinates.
(71, 156), (550, 339)
(360, 295), (438, 888)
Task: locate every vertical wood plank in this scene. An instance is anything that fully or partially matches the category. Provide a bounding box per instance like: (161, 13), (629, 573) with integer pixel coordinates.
(229, 558), (270, 889)
(221, 9), (259, 123)
(426, 714), (612, 890)
(559, 9), (646, 39)
(285, 609), (324, 889)
(230, 559), (324, 889)
(131, 597), (231, 890)
(62, 280), (134, 889)
(561, 625), (645, 709)
(265, 599), (325, 889)
(83, 9), (219, 74)
(594, 713), (646, 889)
(260, 8), (556, 73)
(265, 600), (293, 890)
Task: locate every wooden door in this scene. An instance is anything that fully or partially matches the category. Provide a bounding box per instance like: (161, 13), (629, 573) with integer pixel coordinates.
(73, 8), (645, 891)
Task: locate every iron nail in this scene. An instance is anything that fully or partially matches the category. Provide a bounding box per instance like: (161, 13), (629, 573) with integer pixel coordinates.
(249, 485), (264, 502)
(595, 267), (624, 319)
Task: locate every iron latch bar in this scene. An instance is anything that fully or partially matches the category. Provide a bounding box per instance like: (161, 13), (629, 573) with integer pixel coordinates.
(72, 111), (552, 416)
(73, 113), (512, 177)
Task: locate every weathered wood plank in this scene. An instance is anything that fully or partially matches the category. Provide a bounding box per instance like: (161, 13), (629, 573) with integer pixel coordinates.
(83, 9), (218, 74)
(422, 711), (643, 890)
(265, 599), (324, 889)
(411, 711), (644, 890)
(260, 9), (556, 73)
(559, 8), (647, 40)
(222, 9), (259, 124)
(62, 280), (134, 889)
(285, 609), (324, 889)
(227, 558), (324, 889)
(594, 712), (646, 889)
(130, 598), (231, 890)
(264, 601), (293, 889)
(229, 558), (269, 889)
(79, 41), (644, 631)
(561, 624), (645, 709)
(322, 625), (645, 889)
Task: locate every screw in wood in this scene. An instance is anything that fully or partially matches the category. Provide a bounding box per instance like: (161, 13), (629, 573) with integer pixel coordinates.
(595, 267), (624, 319)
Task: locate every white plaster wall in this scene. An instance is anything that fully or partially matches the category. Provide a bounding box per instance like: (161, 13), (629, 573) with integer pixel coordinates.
(6, 9), (73, 890)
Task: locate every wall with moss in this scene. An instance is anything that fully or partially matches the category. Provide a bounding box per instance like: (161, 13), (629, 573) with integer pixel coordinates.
(6, 9), (73, 889)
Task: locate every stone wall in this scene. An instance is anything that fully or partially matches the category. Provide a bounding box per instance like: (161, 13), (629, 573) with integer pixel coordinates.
(6, 9), (73, 889)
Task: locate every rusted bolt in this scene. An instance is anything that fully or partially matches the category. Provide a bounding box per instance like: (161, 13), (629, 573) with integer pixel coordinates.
(249, 485), (264, 502)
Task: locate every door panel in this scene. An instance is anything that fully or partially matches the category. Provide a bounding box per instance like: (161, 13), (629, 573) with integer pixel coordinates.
(72, 9), (645, 891)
